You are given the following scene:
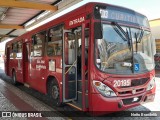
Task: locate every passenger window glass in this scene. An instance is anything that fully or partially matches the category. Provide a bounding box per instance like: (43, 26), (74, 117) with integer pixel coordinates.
(47, 25), (63, 56)
(12, 43), (18, 53)
(48, 41), (62, 56)
(31, 42), (34, 57)
(10, 43), (18, 58)
(17, 41), (22, 58)
(33, 31), (46, 57)
(17, 42), (22, 52)
(10, 41), (22, 58)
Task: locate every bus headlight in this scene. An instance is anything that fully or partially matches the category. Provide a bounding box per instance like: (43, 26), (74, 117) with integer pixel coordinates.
(147, 77), (155, 91)
(93, 80), (117, 97)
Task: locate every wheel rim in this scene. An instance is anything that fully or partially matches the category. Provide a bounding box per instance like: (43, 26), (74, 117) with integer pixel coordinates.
(51, 85), (59, 99)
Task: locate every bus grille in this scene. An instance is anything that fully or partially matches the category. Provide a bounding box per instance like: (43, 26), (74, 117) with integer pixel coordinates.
(122, 96), (142, 105)
(121, 78), (149, 88)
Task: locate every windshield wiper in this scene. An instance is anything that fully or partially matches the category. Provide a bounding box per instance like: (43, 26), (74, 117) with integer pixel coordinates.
(111, 22), (128, 41)
(135, 33), (138, 53)
(111, 22), (134, 73)
(138, 28), (144, 43)
(111, 22), (132, 50)
(126, 29), (132, 50)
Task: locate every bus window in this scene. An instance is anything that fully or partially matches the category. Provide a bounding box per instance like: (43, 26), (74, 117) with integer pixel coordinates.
(33, 31), (46, 57)
(47, 41), (62, 56)
(17, 41), (22, 58)
(12, 42), (18, 53)
(47, 25), (63, 56)
(11, 42), (18, 58)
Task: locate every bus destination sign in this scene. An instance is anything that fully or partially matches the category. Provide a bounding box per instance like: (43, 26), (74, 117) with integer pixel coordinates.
(99, 7), (149, 27)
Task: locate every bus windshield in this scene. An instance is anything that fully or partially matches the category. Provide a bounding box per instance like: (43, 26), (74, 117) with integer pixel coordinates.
(95, 23), (155, 74)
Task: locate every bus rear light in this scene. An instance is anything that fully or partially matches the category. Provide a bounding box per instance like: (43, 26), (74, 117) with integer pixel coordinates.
(146, 77), (155, 91)
(93, 80), (117, 97)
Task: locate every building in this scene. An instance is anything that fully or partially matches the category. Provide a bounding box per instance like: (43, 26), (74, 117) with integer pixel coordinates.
(150, 19), (160, 53)
(150, 19), (160, 69)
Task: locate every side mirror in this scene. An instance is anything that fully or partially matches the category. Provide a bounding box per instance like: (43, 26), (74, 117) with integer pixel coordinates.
(94, 22), (103, 39)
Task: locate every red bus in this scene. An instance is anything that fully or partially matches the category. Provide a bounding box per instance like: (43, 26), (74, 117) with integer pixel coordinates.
(4, 2), (156, 115)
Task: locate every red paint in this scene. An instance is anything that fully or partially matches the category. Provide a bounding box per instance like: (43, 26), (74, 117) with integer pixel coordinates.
(65, 14), (86, 29)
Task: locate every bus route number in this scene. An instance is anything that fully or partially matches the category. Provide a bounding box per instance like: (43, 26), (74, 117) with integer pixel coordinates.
(113, 79), (131, 87)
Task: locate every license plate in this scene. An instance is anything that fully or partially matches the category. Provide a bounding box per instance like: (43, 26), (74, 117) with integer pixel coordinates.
(113, 79), (131, 87)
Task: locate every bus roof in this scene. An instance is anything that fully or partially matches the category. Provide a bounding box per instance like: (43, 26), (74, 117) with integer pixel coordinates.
(6, 2), (148, 45)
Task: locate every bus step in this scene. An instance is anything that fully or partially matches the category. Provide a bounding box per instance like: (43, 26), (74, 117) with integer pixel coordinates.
(66, 102), (82, 111)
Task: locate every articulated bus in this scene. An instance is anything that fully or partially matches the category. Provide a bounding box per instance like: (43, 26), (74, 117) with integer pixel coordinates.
(4, 2), (156, 115)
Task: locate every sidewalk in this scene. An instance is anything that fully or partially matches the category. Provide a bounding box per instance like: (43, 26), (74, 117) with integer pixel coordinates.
(0, 77), (67, 120)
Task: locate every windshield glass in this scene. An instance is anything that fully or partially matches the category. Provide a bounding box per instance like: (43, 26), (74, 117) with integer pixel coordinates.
(95, 24), (154, 74)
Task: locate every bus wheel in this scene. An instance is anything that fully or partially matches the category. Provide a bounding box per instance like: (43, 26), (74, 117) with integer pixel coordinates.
(48, 80), (61, 107)
(12, 71), (17, 85)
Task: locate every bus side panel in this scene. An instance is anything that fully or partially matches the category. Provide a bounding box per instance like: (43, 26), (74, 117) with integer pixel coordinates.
(8, 58), (23, 83)
(30, 56), (62, 95)
(45, 56), (63, 95)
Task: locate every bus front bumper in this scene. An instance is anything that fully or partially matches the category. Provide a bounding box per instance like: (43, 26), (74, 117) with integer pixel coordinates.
(90, 87), (155, 116)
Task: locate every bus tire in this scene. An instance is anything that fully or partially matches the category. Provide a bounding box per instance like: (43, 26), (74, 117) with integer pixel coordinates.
(12, 71), (17, 85)
(48, 80), (62, 107)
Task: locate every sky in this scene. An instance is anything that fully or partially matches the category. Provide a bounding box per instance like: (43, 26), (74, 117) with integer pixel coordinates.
(94, 0), (160, 20)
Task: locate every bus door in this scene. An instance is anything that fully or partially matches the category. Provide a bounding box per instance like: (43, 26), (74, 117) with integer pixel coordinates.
(62, 29), (77, 102)
(62, 24), (89, 110)
(6, 46), (11, 75)
(76, 24), (89, 110)
(23, 41), (30, 83)
(80, 23), (89, 111)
